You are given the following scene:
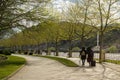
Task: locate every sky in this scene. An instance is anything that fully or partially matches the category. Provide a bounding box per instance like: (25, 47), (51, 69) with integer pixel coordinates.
(52, 0), (75, 12)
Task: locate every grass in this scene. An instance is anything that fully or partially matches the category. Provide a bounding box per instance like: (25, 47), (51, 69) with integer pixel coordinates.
(0, 56), (26, 79)
(105, 59), (120, 64)
(95, 58), (120, 64)
(39, 56), (79, 67)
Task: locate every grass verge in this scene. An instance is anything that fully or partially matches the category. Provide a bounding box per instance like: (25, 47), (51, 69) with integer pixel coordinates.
(0, 56), (26, 79)
(39, 56), (79, 67)
(105, 59), (120, 64)
(95, 58), (120, 64)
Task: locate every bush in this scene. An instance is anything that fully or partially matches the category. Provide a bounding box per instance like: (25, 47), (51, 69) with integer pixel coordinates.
(29, 52), (33, 55)
(48, 47), (55, 52)
(24, 52), (28, 55)
(0, 54), (8, 63)
(72, 47), (80, 52)
(0, 50), (3, 54)
(107, 46), (118, 53)
(1, 49), (11, 55)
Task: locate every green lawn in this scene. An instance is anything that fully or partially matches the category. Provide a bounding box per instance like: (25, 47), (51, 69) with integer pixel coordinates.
(40, 56), (79, 67)
(105, 59), (120, 64)
(95, 58), (120, 64)
(0, 56), (26, 79)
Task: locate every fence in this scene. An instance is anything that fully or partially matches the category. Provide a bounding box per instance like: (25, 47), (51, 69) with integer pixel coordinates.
(42, 52), (120, 61)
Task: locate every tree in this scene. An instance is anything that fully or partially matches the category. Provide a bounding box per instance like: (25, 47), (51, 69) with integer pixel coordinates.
(61, 0), (96, 57)
(90, 0), (120, 63)
(0, 0), (52, 53)
(48, 22), (63, 56)
(0, 0), (50, 36)
(73, 0), (93, 47)
(0, 0), (27, 32)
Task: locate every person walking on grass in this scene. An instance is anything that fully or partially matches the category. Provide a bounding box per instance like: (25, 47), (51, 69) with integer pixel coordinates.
(86, 47), (94, 66)
(79, 47), (87, 66)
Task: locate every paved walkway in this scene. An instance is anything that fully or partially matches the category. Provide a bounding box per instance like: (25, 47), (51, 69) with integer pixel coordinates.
(8, 54), (120, 80)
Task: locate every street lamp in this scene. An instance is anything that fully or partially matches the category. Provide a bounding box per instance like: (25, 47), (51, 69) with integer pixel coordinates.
(96, 32), (100, 51)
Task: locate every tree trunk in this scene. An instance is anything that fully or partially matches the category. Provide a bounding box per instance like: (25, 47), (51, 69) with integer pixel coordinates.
(46, 43), (49, 55)
(55, 49), (59, 56)
(99, 31), (104, 63)
(81, 36), (85, 47)
(37, 43), (42, 55)
(55, 41), (59, 56)
(68, 40), (72, 57)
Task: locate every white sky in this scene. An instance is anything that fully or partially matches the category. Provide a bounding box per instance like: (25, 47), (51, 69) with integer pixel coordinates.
(52, 0), (75, 12)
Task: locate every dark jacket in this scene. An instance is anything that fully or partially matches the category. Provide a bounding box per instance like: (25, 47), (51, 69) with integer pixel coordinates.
(79, 50), (87, 59)
(87, 50), (94, 62)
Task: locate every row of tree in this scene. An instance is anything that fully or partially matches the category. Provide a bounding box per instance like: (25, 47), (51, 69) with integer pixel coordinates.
(0, 0), (120, 63)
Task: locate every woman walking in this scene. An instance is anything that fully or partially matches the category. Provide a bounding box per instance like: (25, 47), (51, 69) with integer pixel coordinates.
(86, 47), (94, 66)
(79, 47), (87, 66)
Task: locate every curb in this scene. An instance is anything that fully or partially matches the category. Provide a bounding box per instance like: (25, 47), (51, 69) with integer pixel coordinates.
(2, 64), (25, 80)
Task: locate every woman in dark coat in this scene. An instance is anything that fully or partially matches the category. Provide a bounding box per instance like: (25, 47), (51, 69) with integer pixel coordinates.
(79, 47), (87, 66)
(86, 47), (94, 66)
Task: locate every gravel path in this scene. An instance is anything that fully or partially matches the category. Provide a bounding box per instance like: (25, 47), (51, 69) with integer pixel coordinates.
(8, 54), (120, 80)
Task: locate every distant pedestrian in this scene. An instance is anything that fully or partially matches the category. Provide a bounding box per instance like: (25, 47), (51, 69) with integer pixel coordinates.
(79, 47), (87, 66)
(86, 47), (94, 66)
